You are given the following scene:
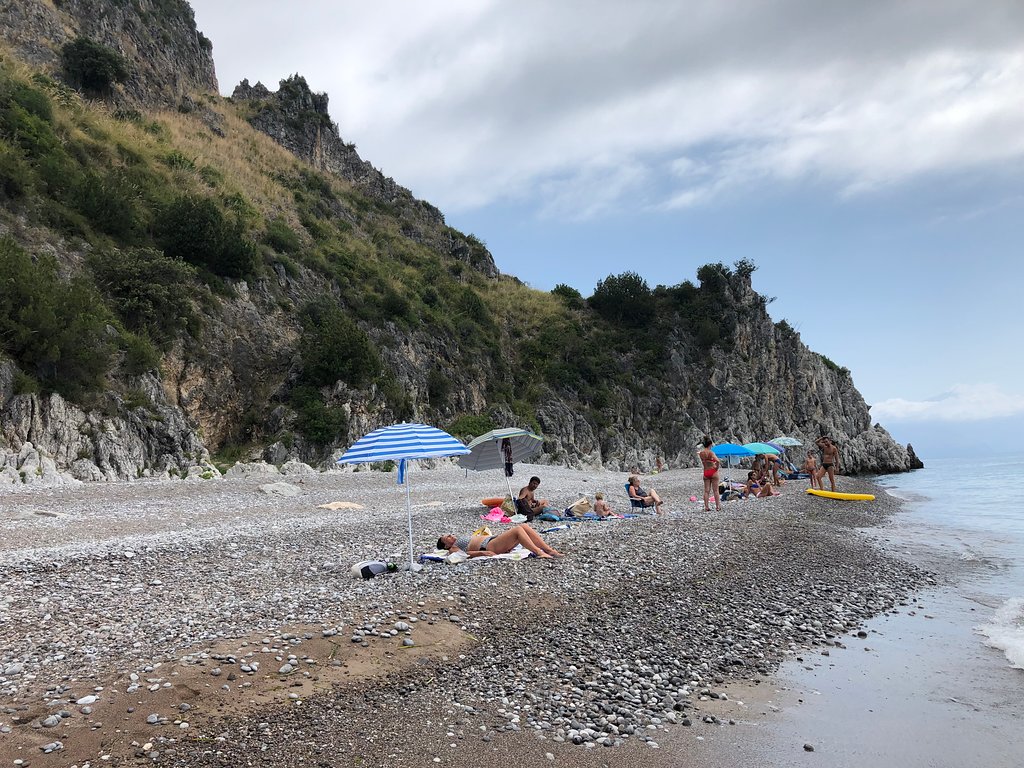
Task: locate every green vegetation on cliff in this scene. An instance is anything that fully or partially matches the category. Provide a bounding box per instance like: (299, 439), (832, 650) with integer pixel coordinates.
(0, 55), (778, 458)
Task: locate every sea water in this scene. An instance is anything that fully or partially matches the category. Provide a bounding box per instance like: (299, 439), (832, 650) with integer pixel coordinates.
(877, 454), (1024, 670)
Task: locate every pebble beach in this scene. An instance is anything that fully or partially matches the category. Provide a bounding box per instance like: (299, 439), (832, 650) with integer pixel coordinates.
(0, 464), (931, 767)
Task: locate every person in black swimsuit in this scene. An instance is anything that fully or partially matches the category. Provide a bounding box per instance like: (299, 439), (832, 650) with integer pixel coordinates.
(815, 436), (840, 492)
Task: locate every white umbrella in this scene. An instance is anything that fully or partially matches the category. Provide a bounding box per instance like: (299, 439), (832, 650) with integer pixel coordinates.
(770, 436), (803, 447)
(457, 427), (543, 501)
(337, 423), (469, 572)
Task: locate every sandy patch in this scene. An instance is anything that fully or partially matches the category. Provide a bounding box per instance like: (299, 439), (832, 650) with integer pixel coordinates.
(0, 610), (467, 766)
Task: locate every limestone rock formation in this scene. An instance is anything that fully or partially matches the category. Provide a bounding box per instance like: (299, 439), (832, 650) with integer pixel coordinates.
(906, 443), (925, 470)
(231, 75), (498, 278)
(0, 362), (214, 484)
(0, 0), (218, 107)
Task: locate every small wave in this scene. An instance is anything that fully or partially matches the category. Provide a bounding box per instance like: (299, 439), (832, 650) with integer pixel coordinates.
(976, 597), (1024, 670)
(883, 487), (930, 503)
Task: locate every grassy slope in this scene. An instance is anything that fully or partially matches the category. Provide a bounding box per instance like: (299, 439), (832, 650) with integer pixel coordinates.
(0, 51), (767, 460)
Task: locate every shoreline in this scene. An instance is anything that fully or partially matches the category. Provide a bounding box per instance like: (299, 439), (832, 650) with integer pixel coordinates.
(1, 466), (933, 766)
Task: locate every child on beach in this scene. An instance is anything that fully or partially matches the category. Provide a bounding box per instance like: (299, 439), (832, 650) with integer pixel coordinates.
(802, 451), (819, 489)
(593, 492), (614, 517)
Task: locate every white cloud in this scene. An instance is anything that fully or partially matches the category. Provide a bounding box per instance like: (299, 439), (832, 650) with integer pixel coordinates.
(872, 384), (1024, 422)
(191, 0), (1024, 216)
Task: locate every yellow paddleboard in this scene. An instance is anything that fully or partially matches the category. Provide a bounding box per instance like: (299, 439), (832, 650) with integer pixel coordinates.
(806, 488), (875, 501)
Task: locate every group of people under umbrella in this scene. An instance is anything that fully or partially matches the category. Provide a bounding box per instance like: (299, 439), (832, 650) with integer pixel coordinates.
(699, 436), (807, 511)
(337, 423), (817, 572)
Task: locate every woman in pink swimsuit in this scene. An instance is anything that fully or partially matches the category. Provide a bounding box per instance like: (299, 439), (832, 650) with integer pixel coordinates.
(698, 435), (721, 512)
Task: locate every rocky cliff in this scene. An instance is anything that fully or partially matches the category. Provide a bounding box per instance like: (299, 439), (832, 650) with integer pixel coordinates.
(231, 76), (497, 278)
(0, 362), (214, 485)
(0, 0), (217, 106)
(0, 1), (918, 488)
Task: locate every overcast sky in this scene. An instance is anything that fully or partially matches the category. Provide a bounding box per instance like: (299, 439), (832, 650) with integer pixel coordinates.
(189, 0), (1024, 458)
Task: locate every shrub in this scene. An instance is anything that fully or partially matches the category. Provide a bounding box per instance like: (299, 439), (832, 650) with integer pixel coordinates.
(426, 367), (452, 406)
(161, 150), (195, 170)
(69, 170), (140, 238)
(696, 262), (731, 292)
(818, 353), (851, 378)
(289, 385), (348, 446)
(11, 369), (39, 396)
(6, 81), (52, 122)
(382, 289), (414, 322)
(588, 271), (655, 327)
(0, 237), (115, 399)
(776, 319), (798, 340)
(60, 37), (129, 97)
(457, 287), (489, 323)
(378, 370), (414, 421)
(734, 258), (757, 279)
(298, 298), (381, 388)
(447, 413), (495, 438)
(551, 283), (584, 309)
(0, 143), (30, 200)
(88, 247), (196, 344)
(263, 218), (302, 254)
(120, 333), (162, 375)
(695, 318), (721, 349)
(154, 195), (259, 279)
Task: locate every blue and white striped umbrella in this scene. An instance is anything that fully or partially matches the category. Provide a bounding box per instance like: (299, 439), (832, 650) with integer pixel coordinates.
(337, 423), (469, 573)
(338, 422), (470, 465)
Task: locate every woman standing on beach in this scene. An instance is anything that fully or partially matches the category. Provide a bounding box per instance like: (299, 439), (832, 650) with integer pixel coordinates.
(699, 436), (721, 512)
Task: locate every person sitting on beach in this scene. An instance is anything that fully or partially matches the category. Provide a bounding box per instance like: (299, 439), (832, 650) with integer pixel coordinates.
(698, 435), (721, 512)
(802, 451), (819, 489)
(628, 475), (664, 514)
(744, 471), (777, 498)
(593, 492), (614, 518)
(720, 481), (746, 501)
(517, 476), (549, 520)
(437, 524), (564, 559)
(751, 454), (768, 483)
(743, 471), (758, 498)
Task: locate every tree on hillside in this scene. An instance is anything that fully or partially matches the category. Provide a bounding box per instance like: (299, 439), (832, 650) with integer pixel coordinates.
(61, 37), (129, 97)
(154, 196), (259, 279)
(588, 271), (655, 327)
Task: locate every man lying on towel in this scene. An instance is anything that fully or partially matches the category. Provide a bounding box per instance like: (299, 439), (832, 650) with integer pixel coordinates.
(437, 523), (564, 559)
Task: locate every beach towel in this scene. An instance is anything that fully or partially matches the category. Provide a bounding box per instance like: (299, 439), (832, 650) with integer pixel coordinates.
(419, 545), (533, 565)
(317, 501), (365, 510)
